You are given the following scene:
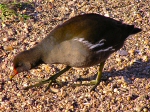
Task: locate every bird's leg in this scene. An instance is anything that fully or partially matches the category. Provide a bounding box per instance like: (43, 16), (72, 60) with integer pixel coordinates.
(90, 61), (105, 91)
(24, 66), (71, 92)
(75, 61), (105, 91)
(44, 66), (71, 92)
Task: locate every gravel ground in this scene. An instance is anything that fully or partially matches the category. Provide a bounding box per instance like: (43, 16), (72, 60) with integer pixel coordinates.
(0, 0), (150, 112)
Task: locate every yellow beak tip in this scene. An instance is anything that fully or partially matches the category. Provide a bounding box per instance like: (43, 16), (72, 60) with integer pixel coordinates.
(8, 75), (14, 81)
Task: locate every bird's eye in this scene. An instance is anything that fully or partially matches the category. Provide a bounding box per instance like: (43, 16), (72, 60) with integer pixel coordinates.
(18, 62), (23, 67)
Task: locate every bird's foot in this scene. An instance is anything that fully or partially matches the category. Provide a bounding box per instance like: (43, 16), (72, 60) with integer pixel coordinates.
(44, 79), (63, 93)
(24, 66), (71, 93)
(24, 78), (60, 93)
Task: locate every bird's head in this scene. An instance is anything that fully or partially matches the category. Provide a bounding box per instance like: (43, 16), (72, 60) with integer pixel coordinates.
(9, 52), (32, 80)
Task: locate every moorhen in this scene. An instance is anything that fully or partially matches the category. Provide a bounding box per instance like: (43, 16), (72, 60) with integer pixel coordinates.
(10, 13), (142, 92)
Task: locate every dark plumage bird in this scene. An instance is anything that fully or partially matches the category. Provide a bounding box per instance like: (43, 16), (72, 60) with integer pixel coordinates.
(10, 13), (142, 92)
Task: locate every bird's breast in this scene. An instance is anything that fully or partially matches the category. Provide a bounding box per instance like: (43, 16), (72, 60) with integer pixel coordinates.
(42, 38), (114, 67)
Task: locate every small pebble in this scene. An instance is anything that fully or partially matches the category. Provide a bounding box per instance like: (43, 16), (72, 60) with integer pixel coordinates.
(3, 46), (14, 51)
(23, 83), (28, 87)
(113, 88), (118, 93)
(127, 96), (131, 101)
(128, 49), (135, 55)
(50, 87), (59, 93)
(135, 105), (142, 112)
(118, 50), (128, 56)
(3, 38), (8, 42)
(17, 93), (21, 97)
(143, 107), (148, 112)
(27, 99), (33, 105)
(116, 58), (122, 62)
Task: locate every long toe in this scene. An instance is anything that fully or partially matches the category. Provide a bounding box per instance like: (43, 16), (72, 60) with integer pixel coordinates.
(24, 79), (51, 90)
(90, 82), (100, 91)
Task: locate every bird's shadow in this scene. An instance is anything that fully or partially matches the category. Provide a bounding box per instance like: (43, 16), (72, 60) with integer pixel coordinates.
(109, 59), (150, 78)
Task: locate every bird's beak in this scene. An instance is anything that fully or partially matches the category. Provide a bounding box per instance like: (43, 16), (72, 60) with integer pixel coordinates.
(9, 68), (18, 80)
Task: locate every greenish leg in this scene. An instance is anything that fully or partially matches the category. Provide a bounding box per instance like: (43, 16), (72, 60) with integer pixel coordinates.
(76, 61), (105, 91)
(90, 61), (105, 91)
(24, 66), (71, 92)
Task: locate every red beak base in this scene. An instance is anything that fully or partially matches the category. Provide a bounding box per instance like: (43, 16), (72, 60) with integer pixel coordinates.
(9, 68), (18, 80)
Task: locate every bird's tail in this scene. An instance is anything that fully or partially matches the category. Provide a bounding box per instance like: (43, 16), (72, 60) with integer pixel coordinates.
(128, 25), (142, 35)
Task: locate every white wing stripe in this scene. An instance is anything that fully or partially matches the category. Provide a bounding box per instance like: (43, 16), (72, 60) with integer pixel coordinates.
(74, 38), (115, 52)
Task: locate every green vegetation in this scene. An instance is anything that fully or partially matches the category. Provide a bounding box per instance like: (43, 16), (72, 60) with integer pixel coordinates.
(0, 1), (33, 22)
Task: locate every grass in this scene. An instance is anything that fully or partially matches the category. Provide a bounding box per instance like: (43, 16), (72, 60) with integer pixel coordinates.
(0, 1), (33, 22)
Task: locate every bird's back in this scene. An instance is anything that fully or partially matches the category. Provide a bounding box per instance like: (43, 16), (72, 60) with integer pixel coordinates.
(44, 13), (140, 47)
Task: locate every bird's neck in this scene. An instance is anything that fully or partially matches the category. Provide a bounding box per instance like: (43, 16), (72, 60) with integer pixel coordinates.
(27, 45), (44, 68)
(36, 35), (57, 64)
